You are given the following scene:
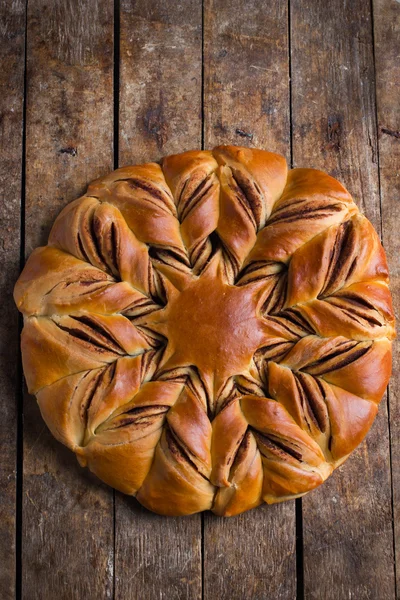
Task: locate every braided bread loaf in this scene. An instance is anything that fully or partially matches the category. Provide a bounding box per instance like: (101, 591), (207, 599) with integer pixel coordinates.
(14, 146), (395, 516)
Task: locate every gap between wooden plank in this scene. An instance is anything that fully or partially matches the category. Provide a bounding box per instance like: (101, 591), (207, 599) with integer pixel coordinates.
(288, 2), (305, 596)
(16, 4), (29, 598)
(113, 2), (120, 598)
(114, 0), (120, 173)
(0, 1), (27, 598)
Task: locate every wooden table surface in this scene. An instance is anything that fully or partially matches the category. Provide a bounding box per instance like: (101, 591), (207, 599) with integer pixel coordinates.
(1, 1), (399, 598)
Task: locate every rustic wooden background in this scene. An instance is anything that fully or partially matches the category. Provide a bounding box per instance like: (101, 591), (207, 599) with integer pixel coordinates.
(1, 0), (399, 598)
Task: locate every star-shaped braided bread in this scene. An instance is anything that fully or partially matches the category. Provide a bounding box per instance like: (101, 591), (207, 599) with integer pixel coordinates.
(14, 146), (395, 516)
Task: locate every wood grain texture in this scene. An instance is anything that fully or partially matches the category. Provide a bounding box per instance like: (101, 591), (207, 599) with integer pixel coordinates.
(204, 0), (290, 157)
(290, 1), (396, 598)
(204, 504), (296, 600)
(23, 1), (114, 598)
(2, 0), (398, 597)
(24, 0), (114, 254)
(116, 497), (202, 600)
(291, 0), (381, 230)
(373, 0), (400, 595)
(0, 1), (26, 598)
(119, 0), (202, 166)
(115, 1), (203, 598)
(203, 2), (296, 599)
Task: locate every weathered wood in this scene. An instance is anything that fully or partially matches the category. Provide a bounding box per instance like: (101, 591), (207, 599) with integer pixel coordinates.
(204, 504), (296, 600)
(373, 0), (400, 595)
(204, 0), (290, 153)
(290, 1), (396, 598)
(116, 497), (202, 599)
(23, 1), (114, 598)
(115, 1), (203, 598)
(0, 1), (26, 598)
(5, 1), (397, 597)
(118, 0), (202, 166)
(203, 2), (297, 599)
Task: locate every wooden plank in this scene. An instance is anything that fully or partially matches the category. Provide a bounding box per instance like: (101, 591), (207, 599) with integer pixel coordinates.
(204, 0), (290, 152)
(23, 1), (115, 598)
(118, 0), (202, 166)
(290, 1), (396, 598)
(202, 2), (297, 599)
(0, 1), (26, 597)
(373, 0), (400, 594)
(115, 1), (203, 598)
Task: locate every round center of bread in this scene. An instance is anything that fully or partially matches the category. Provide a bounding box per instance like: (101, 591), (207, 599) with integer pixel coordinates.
(148, 263), (269, 391)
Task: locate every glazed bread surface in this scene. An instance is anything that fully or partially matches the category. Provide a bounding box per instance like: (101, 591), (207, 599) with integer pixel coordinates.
(14, 145), (395, 516)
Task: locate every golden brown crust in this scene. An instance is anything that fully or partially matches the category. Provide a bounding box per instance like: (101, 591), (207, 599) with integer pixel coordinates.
(14, 145), (395, 516)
